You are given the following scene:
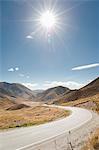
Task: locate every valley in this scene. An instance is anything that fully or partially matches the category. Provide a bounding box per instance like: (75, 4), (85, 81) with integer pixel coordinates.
(0, 105), (70, 130)
(0, 77), (99, 150)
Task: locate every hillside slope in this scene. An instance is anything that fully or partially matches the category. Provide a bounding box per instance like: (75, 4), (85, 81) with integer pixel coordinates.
(54, 77), (99, 104)
(0, 77), (99, 106)
(36, 86), (70, 102)
(0, 82), (35, 100)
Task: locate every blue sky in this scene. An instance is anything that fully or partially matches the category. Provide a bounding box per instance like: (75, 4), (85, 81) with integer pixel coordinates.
(1, 0), (99, 90)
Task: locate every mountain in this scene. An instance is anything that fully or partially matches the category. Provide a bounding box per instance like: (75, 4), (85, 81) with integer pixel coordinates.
(0, 77), (99, 106)
(36, 86), (70, 102)
(32, 90), (44, 97)
(0, 82), (35, 100)
(37, 77), (99, 104)
(54, 77), (99, 104)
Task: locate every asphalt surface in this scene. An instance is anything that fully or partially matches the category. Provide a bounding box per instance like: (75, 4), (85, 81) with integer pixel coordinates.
(0, 106), (92, 150)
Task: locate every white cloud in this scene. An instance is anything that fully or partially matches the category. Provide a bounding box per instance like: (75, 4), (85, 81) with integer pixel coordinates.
(8, 68), (14, 72)
(72, 63), (99, 71)
(63, 81), (85, 89)
(21, 80), (89, 90)
(20, 78), (96, 90)
(22, 83), (38, 90)
(15, 67), (19, 71)
(8, 67), (19, 72)
(26, 35), (33, 39)
(42, 81), (85, 90)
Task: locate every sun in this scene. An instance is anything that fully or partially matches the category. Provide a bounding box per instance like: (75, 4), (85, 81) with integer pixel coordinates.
(39, 10), (56, 29)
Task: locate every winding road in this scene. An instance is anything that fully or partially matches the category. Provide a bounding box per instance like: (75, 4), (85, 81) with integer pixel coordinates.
(0, 106), (93, 150)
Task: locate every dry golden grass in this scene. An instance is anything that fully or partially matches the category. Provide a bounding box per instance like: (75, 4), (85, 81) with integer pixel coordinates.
(0, 98), (15, 109)
(0, 106), (70, 130)
(82, 128), (99, 150)
(62, 94), (99, 113)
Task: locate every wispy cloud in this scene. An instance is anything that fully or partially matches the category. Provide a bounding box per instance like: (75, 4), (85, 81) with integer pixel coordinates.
(72, 63), (99, 71)
(19, 74), (30, 79)
(26, 35), (33, 39)
(42, 81), (85, 90)
(22, 83), (38, 90)
(15, 67), (19, 71)
(8, 68), (14, 72)
(19, 74), (24, 77)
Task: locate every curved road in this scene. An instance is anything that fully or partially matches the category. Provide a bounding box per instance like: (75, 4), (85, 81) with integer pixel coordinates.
(0, 106), (92, 150)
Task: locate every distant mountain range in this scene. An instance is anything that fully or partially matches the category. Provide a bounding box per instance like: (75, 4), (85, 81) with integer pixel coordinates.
(0, 77), (99, 108)
(0, 82), (35, 100)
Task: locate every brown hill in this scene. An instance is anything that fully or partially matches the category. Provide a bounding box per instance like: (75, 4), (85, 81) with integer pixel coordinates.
(36, 86), (70, 102)
(0, 82), (35, 100)
(0, 77), (99, 106)
(54, 77), (99, 104)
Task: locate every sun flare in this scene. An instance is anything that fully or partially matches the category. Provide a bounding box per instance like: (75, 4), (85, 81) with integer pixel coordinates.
(39, 10), (56, 29)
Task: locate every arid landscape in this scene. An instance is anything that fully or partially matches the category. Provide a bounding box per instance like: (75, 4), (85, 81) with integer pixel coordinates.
(0, 105), (70, 130)
(1, 1), (99, 149)
(0, 78), (99, 130)
(0, 77), (99, 150)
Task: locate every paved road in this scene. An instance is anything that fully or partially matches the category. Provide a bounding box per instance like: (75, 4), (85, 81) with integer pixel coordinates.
(0, 106), (92, 150)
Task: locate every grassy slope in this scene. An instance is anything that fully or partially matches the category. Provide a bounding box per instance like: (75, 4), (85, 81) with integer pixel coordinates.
(0, 98), (16, 109)
(0, 106), (70, 130)
(61, 94), (99, 113)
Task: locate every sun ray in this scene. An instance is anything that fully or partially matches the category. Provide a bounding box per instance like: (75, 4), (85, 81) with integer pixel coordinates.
(24, 0), (86, 51)
(55, 2), (83, 17)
